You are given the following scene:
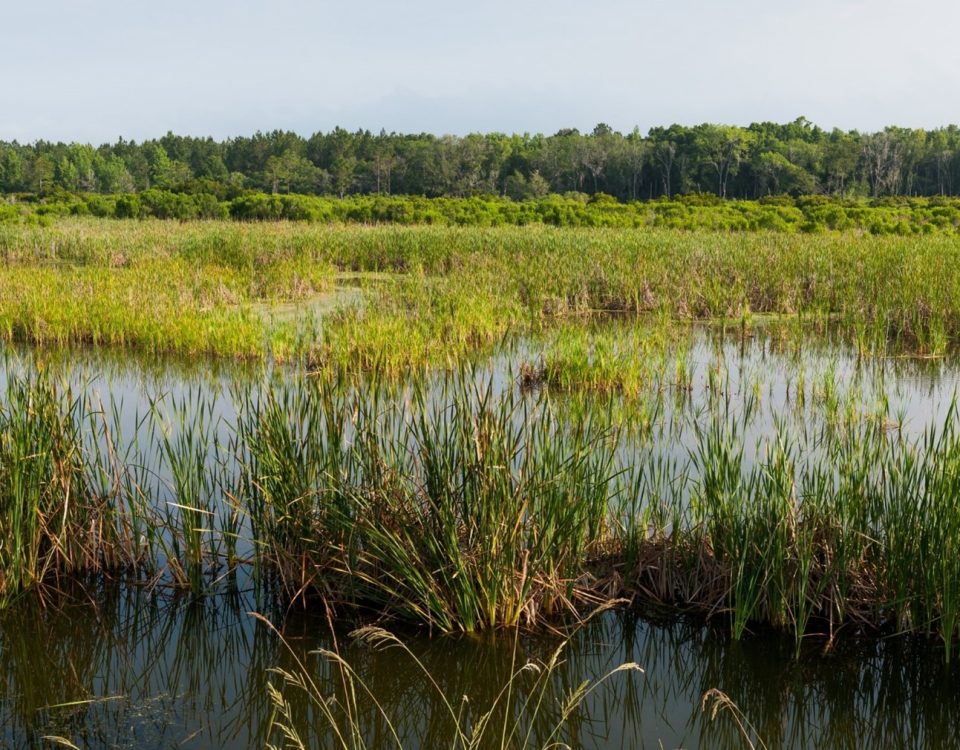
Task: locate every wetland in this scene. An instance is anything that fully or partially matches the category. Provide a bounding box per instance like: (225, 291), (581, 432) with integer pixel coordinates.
(3, 219), (960, 748)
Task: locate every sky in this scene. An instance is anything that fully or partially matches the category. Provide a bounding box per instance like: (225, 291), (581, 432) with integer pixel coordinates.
(2, 0), (960, 143)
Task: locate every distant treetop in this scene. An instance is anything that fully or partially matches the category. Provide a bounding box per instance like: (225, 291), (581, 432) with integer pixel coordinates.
(2, 118), (959, 200)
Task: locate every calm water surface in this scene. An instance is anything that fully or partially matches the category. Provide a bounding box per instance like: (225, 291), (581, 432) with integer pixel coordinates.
(2, 586), (959, 749)
(2, 328), (960, 749)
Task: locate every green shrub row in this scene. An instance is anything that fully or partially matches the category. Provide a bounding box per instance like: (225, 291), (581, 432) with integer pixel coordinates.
(5, 191), (960, 234)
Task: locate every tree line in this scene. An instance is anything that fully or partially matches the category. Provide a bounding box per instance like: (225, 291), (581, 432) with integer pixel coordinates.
(3, 117), (960, 201)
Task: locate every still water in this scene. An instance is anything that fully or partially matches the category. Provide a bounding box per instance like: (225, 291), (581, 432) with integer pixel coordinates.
(2, 584), (958, 749)
(2, 327), (960, 749)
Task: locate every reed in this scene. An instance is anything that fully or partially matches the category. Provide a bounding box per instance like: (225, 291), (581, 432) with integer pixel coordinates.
(0, 372), (142, 603)
(4, 321), (960, 658)
(236, 368), (619, 632)
(4, 220), (960, 367)
(261, 613), (642, 750)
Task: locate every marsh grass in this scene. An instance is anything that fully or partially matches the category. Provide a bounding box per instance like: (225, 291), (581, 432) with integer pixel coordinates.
(3, 354), (960, 659)
(260, 609), (643, 750)
(4, 221), (960, 369)
(5, 250), (960, 659)
(0, 372), (143, 604)
(237, 368), (620, 632)
(150, 389), (227, 592)
(701, 688), (768, 750)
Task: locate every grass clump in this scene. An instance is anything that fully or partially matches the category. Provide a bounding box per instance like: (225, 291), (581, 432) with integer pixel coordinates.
(6, 329), (960, 660)
(238, 371), (618, 632)
(0, 373), (142, 602)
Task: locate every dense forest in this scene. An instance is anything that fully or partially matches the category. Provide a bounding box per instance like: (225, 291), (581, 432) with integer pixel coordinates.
(3, 118), (960, 202)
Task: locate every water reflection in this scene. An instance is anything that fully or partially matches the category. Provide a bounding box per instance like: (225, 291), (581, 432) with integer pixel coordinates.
(2, 587), (958, 749)
(3, 328), (960, 748)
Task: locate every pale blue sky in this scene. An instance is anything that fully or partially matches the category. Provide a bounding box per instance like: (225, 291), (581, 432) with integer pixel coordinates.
(2, 0), (959, 142)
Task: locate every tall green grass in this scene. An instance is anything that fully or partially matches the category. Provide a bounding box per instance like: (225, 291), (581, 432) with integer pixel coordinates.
(4, 220), (960, 367)
(237, 369), (618, 632)
(0, 373), (144, 603)
(4, 338), (960, 656)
